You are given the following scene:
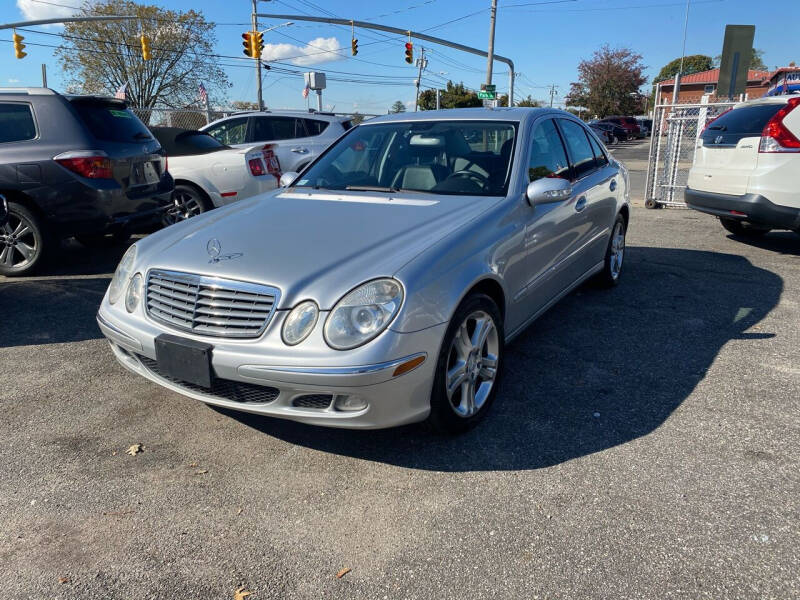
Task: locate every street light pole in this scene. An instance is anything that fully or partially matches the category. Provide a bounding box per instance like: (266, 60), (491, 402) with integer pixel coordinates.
(485, 0), (498, 87)
(672, 0), (691, 104)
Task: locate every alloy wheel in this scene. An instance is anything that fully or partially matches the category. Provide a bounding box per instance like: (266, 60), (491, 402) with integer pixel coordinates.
(0, 212), (37, 270)
(445, 310), (500, 418)
(609, 220), (625, 280)
(166, 190), (205, 223)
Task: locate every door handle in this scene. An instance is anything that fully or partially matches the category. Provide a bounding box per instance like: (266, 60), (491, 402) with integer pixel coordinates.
(291, 147), (309, 154)
(609, 179), (617, 191)
(575, 196), (587, 212)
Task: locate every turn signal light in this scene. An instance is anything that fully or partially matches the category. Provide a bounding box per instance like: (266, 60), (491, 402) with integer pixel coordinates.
(56, 156), (113, 179)
(392, 354), (426, 377)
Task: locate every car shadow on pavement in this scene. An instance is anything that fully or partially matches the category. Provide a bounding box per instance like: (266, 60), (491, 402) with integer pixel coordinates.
(221, 246), (782, 471)
(723, 231), (800, 257)
(0, 239), (134, 347)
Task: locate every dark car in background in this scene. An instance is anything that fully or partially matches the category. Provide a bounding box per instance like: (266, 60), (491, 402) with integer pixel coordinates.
(589, 121), (628, 144)
(0, 88), (174, 276)
(597, 116), (643, 139)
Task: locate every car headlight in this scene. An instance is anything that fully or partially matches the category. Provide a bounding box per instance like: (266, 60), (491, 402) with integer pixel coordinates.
(108, 244), (137, 304)
(282, 300), (319, 346)
(324, 279), (403, 350)
(125, 273), (143, 313)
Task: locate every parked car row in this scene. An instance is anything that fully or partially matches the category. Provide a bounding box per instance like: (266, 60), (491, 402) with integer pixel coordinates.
(589, 116), (645, 141)
(0, 88), (357, 276)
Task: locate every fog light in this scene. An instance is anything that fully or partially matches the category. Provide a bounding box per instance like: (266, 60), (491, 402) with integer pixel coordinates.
(333, 395), (368, 412)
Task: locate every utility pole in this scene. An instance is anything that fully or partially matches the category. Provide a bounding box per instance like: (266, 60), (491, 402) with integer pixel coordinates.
(414, 47), (427, 112)
(436, 88), (441, 110)
(672, 0), (691, 104)
(252, 0), (263, 111)
(41, 64), (47, 87)
(548, 84), (558, 107)
(485, 0), (498, 87)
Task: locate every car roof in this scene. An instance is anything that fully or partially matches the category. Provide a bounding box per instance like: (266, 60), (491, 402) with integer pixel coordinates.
(734, 93), (799, 109)
(208, 110), (347, 122)
(362, 107), (562, 125)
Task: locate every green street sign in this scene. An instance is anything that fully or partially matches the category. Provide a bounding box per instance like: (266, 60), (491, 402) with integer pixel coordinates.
(477, 90), (496, 99)
(484, 84), (496, 92)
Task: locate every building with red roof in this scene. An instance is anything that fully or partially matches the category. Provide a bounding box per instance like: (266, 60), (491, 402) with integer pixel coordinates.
(655, 68), (771, 104)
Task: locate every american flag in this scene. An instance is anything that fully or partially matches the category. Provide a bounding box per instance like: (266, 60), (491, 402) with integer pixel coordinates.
(198, 82), (208, 103)
(114, 82), (128, 100)
(302, 82), (310, 99)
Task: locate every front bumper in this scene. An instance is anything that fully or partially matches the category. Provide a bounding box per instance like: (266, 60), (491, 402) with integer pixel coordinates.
(97, 308), (444, 429)
(685, 188), (800, 231)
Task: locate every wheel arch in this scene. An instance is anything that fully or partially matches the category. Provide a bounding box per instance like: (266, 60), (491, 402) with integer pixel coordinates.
(0, 189), (48, 224)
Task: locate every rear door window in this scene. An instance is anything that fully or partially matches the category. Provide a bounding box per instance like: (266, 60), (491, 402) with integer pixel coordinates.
(205, 117), (248, 145)
(558, 119), (598, 179)
(0, 103), (37, 143)
(303, 119), (329, 136)
(587, 133), (609, 167)
(251, 117), (306, 141)
(70, 101), (153, 142)
(701, 104), (784, 146)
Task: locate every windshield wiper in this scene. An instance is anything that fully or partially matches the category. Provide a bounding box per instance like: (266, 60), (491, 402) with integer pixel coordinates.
(345, 185), (399, 193)
(345, 185), (424, 194)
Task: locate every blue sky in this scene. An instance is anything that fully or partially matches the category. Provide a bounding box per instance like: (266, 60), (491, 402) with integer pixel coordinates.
(3, 0), (798, 114)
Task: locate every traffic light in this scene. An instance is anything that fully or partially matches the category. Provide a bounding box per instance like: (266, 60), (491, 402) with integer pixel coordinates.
(404, 42), (413, 64)
(351, 38), (358, 56)
(12, 31), (26, 59)
(242, 32), (253, 57)
(140, 34), (152, 60)
(242, 31), (260, 58)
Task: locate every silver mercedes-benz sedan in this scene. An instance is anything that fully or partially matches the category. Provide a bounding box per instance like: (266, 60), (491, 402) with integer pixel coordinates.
(97, 108), (629, 432)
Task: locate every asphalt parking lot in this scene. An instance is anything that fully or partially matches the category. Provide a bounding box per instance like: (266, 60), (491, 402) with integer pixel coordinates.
(1, 141), (798, 599)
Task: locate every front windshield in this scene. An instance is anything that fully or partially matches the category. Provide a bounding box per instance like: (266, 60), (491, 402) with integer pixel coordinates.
(293, 120), (517, 196)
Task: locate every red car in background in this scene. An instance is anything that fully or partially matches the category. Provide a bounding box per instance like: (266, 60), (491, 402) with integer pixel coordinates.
(597, 116), (644, 139)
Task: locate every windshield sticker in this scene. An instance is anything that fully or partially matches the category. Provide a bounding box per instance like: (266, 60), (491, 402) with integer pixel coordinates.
(109, 109), (132, 118)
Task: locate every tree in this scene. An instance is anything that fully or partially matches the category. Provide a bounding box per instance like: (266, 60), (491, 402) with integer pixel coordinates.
(517, 95), (542, 107)
(418, 81), (481, 110)
(713, 48), (767, 70)
(566, 45), (647, 117)
(231, 101), (259, 111)
(654, 54), (713, 84)
(389, 100), (406, 114)
(57, 0), (228, 112)
(350, 112), (365, 125)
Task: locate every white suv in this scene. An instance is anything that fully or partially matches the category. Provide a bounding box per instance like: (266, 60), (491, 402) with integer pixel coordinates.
(686, 95), (800, 237)
(201, 110), (352, 174)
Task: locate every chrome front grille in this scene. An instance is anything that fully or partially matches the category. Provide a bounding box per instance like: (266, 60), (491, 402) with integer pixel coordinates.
(146, 269), (279, 338)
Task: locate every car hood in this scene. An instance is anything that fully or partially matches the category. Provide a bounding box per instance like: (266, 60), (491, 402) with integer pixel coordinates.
(135, 189), (496, 309)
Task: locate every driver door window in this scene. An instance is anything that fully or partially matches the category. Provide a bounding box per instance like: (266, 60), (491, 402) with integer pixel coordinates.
(528, 119), (570, 182)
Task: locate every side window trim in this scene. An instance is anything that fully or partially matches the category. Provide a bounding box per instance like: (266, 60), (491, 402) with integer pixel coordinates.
(0, 101), (39, 144)
(555, 118), (599, 181)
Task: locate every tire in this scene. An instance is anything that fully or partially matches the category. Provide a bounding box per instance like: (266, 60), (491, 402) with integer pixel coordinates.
(163, 184), (212, 225)
(426, 293), (504, 434)
(645, 199), (660, 209)
(75, 230), (131, 247)
(0, 201), (48, 277)
(720, 217), (770, 238)
(595, 213), (627, 288)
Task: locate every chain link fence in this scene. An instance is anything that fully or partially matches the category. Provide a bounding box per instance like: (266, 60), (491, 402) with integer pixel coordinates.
(645, 98), (737, 208)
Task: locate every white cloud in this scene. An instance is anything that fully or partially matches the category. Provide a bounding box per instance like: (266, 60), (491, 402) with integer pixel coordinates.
(8, 78), (21, 83)
(261, 37), (342, 67)
(17, 0), (79, 20)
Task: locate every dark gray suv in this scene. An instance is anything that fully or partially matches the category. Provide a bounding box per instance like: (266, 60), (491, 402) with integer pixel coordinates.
(0, 88), (174, 276)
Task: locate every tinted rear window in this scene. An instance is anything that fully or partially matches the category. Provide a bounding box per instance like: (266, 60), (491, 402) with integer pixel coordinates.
(303, 119), (329, 136)
(702, 104), (783, 145)
(0, 103), (36, 143)
(71, 102), (153, 142)
(152, 129), (227, 156)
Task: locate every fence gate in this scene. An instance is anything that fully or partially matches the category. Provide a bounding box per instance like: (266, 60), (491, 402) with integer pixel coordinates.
(645, 99), (736, 208)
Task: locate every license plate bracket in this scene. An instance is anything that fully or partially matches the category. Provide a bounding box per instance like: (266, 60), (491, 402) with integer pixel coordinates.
(154, 334), (213, 388)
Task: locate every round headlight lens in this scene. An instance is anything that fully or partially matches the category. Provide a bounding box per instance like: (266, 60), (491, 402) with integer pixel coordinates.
(108, 244), (137, 304)
(282, 300), (319, 346)
(324, 279), (403, 350)
(125, 273), (143, 313)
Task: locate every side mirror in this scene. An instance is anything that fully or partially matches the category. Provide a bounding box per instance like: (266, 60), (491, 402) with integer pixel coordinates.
(280, 172), (299, 187)
(526, 177), (572, 206)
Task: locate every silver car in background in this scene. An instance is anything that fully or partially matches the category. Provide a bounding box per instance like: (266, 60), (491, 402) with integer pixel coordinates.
(97, 108), (629, 432)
